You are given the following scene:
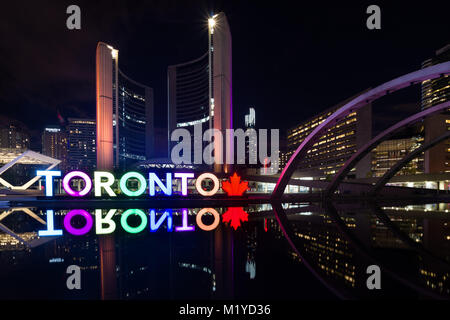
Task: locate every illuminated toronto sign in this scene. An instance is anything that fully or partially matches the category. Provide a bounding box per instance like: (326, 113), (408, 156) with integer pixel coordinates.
(36, 170), (248, 198)
(35, 170), (251, 235)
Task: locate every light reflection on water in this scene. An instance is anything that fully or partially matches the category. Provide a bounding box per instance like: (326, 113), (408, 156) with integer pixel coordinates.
(0, 203), (448, 300)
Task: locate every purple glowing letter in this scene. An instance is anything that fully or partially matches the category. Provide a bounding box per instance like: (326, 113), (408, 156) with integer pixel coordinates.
(64, 209), (94, 235)
(63, 171), (92, 197)
(175, 208), (195, 232)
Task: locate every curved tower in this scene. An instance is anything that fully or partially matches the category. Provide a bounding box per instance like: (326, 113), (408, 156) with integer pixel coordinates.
(95, 42), (154, 300)
(96, 42), (154, 170)
(168, 12), (232, 172)
(168, 52), (210, 144)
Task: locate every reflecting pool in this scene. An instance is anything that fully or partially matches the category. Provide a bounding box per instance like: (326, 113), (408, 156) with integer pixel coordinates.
(0, 202), (449, 299)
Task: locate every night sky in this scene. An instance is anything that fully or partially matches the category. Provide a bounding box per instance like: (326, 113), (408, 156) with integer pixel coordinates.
(0, 1), (448, 149)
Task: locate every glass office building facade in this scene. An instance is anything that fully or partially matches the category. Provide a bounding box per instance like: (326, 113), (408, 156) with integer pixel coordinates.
(371, 137), (424, 177)
(421, 44), (450, 173)
(115, 71), (154, 168)
(286, 95), (372, 179)
(41, 127), (68, 171)
(67, 118), (96, 171)
(167, 53), (210, 162)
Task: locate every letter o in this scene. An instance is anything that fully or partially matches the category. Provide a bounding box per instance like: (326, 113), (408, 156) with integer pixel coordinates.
(195, 173), (220, 196)
(63, 171), (92, 196)
(119, 172), (147, 196)
(121, 209), (147, 233)
(196, 208), (220, 231)
(64, 209), (93, 235)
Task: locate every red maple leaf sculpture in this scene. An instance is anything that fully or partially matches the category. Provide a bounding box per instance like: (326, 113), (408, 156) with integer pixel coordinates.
(222, 173), (249, 196)
(222, 207), (249, 230)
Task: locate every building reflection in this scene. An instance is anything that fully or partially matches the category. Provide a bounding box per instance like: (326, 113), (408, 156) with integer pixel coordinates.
(271, 203), (450, 298)
(0, 204), (449, 299)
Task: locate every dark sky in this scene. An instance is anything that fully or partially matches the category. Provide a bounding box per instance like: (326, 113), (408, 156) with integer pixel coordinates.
(0, 0), (449, 149)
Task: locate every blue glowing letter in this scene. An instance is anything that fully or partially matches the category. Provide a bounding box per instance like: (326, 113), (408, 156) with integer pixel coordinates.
(149, 173), (172, 196)
(38, 210), (63, 236)
(149, 209), (173, 232)
(37, 170), (61, 196)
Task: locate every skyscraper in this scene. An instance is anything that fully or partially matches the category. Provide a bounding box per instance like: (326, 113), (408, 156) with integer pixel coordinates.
(421, 44), (450, 173)
(67, 118), (96, 171)
(0, 124), (30, 149)
(168, 12), (232, 173)
(96, 42), (154, 170)
(244, 107), (258, 168)
(41, 126), (68, 171)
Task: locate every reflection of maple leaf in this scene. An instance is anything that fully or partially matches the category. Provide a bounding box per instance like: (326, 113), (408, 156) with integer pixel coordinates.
(222, 173), (248, 196)
(222, 207), (248, 230)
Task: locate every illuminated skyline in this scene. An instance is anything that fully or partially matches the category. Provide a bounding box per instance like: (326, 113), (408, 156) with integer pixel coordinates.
(0, 2), (449, 151)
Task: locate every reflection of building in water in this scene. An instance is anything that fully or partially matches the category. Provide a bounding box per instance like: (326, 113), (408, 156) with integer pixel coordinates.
(0, 208), (51, 251)
(264, 213), (360, 288)
(0, 232), (36, 251)
(370, 209), (450, 295)
(51, 235), (99, 270)
(1, 205), (450, 298)
(294, 222), (357, 287)
(245, 225), (257, 279)
(0, 208), (101, 299)
(179, 262), (216, 291)
(371, 216), (423, 248)
(113, 208), (231, 299)
(0, 208), (232, 300)
(421, 218), (450, 294)
(262, 208), (450, 296)
(245, 260), (256, 279)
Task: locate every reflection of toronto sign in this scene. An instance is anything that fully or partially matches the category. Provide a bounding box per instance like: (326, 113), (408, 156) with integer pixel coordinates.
(36, 170), (251, 236)
(38, 207), (249, 237)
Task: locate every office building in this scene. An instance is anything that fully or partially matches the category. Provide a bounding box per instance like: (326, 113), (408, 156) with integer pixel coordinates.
(67, 118), (96, 171)
(0, 124), (30, 149)
(167, 12), (232, 173)
(421, 44), (450, 173)
(41, 126), (68, 171)
(286, 95), (372, 179)
(371, 136), (424, 177)
(244, 107), (257, 163)
(96, 42), (154, 170)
